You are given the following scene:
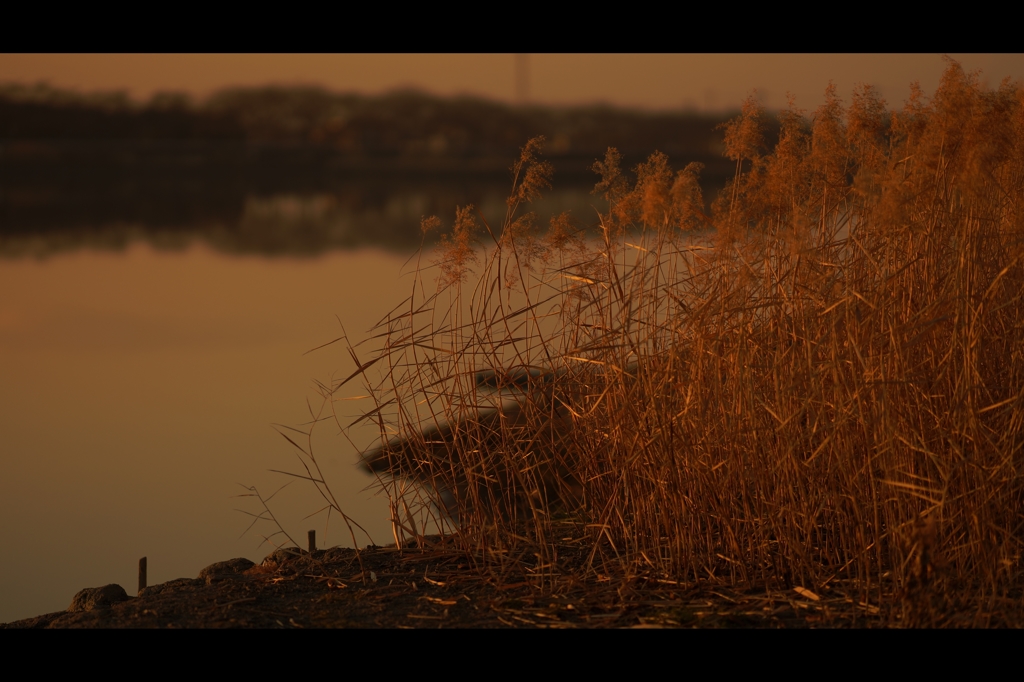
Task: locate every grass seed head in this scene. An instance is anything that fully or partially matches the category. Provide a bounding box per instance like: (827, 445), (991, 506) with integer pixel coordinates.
(335, 62), (1024, 624)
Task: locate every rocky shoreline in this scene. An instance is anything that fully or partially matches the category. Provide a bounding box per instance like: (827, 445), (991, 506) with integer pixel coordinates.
(2, 539), (885, 628)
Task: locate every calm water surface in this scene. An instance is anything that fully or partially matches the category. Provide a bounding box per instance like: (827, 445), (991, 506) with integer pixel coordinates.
(0, 243), (420, 622)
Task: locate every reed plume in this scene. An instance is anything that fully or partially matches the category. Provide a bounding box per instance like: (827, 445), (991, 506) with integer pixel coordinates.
(334, 61), (1024, 625)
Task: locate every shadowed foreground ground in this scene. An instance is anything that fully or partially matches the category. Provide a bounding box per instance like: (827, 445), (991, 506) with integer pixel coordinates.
(3, 538), (888, 629)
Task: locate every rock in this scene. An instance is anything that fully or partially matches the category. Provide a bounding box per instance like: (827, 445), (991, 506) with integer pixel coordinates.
(137, 577), (202, 598)
(321, 546), (358, 562)
(68, 584), (129, 612)
(198, 558), (256, 584)
(261, 547), (308, 568)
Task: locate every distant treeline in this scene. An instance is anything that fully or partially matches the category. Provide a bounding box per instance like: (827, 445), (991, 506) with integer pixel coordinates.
(0, 86), (242, 140)
(0, 84), (774, 254)
(0, 83), (755, 170)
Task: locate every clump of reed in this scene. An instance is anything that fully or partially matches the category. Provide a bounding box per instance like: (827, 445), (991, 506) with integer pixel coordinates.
(337, 61), (1024, 625)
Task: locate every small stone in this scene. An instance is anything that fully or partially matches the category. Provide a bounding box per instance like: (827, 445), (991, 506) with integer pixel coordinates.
(321, 546), (355, 562)
(198, 558), (256, 584)
(137, 577), (201, 598)
(68, 584), (129, 612)
(261, 547), (307, 568)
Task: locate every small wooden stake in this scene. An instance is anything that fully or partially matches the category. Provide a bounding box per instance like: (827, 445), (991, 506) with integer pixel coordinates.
(138, 556), (147, 592)
(308, 530), (316, 553)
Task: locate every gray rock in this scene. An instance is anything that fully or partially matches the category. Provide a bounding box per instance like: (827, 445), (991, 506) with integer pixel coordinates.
(68, 584), (129, 612)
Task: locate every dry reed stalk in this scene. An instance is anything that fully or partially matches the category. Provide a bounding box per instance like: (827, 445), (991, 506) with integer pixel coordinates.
(307, 61), (1024, 624)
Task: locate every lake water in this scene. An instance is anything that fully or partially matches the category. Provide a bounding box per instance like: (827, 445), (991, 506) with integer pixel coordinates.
(0, 160), (631, 623)
(0, 148), (623, 623)
(0, 241), (438, 622)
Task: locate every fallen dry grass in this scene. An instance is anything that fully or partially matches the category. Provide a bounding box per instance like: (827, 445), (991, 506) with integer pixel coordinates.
(273, 61), (1024, 627)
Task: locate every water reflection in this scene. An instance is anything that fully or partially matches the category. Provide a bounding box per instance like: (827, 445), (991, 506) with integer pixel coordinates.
(0, 184), (605, 258)
(0, 242), (445, 623)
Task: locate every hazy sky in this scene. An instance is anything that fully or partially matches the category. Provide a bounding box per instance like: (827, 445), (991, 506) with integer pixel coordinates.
(3, 54), (1023, 112)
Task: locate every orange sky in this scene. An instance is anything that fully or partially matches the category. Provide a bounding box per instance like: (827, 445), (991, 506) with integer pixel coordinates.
(2, 54), (1023, 112)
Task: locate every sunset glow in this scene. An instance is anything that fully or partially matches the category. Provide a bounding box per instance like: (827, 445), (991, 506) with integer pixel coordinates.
(3, 54), (1022, 112)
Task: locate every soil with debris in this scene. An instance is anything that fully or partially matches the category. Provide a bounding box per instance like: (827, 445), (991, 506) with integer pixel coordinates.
(2, 535), (892, 629)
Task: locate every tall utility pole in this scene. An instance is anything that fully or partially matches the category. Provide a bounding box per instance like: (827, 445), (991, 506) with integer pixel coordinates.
(514, 54), (529, 105)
